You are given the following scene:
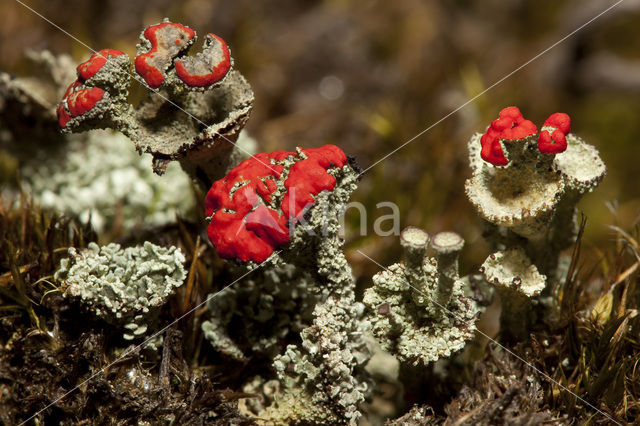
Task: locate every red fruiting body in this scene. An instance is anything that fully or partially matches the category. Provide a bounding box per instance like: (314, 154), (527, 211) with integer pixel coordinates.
(57, 79), (105, 129)
(205, 145), (348, 263)
(281, 145), (347, 219)
(544, 112), (571, 134)
(63, 80), (81, 98)
(205, 151), (288, 262)
(245, 205), (291, 248)
(76, 49), (125, 81)
(480, 137), (509, 166)
(66, 88), (105, 117)
(538, 112), (570, 154)
(56, 105), (71, 128)
(57, 81), (81, 128)
(135, 22), (195, 89)
(480, 107), (537, 166)
(175, 33), (231, 88)
(58, 48), (126, 129)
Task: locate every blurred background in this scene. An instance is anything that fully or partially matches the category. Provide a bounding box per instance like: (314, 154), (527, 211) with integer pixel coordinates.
(2, 0), (640, 277)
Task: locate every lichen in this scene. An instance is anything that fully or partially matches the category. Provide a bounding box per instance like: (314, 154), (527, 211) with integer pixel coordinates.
(205, 145), (349, 263)
(264, 297), (372, 425)
(56, 19), (254, 186)
(481, 247), (546, 339)
(363, 227), (478, 365)
(21, 130), (195, 232)
(209, 154), (373, 424)
(54, 241), (186, 339)
(465, 108), (606, 284)
(201, 264), (319, 360)
(267, 168), (374, 423)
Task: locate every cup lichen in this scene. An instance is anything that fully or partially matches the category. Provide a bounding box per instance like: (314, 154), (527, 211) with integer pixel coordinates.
(466, 107), (606, 285)
(363, 227), (478, 366)
(480, 247), (546, 340)
(56, 19), (254, 188)
(202, 145), (372, 424)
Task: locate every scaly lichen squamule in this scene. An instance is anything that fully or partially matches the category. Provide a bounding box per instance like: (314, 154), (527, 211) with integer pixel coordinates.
(54, 241), (186, 340)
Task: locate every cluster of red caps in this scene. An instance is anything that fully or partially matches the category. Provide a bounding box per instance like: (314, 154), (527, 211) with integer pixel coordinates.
(134, 22), (231, 89)
(57, 21), (231, 130)
(57, 49), (125, 129)
(205, 145), (348, 263)
(480, 107), (570, 166)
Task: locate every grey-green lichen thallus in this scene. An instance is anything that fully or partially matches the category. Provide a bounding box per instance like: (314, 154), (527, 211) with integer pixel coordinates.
(55, 242), (186, 342)
(364, 227), (477, 366)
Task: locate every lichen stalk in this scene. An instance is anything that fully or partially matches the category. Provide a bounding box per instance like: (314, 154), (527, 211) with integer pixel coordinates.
(399, 226), (431, 306)
(203, 146), (371, 424)
(481, 247), (546, 341)
(56, 19), (253, 190)
(431, 231), (465, 308)
(271, 164), (372, 424)
(363, 227), (478, 366)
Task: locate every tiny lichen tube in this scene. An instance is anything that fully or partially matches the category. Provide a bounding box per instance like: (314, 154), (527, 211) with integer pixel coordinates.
(431, 231), (465, 308)
(400, 226), (430, 305)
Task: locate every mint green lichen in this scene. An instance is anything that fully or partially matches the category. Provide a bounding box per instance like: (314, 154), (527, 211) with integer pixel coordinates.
(22, 130), (195, 232)
(363, 227), (478, 365)
(227, 162), (373, 425)
(54, 241), (186, 339)
(201, 264), (319, 360)
(481, 247), (546, 340)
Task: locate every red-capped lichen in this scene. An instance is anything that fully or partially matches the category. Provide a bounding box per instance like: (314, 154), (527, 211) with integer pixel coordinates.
(57, 19), (253, 188)
(466, 106), (606, 295)
(135, 22), (196, 89)
(205, 145), (349, 263)
(480, 106), (537, 166)
(56, 48), (129, 130)
(77, 49), (126, 81)
(175, 33), (231, 88)
(538, 112), (570, 154)
(57, 83), (106, 129)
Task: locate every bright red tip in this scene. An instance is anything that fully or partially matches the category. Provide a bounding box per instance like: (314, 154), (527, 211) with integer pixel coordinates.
(76, 49), (125, 81)
(205, 145), (349, 262)
(538, 112), (570, 154)
(135, 22), (195, 89)
(479, 107), (537, 166)
(175, 33), (231, 88)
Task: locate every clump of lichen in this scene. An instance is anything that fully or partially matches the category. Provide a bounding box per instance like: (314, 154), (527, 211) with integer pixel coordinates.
(201, 264), (319, 360)
(364, 228), (478, 365)
(267, 161), (373, 425)
(464, 108), (607, 341)
(465, 108), (606, 286)
(56, 20), (254, 186)
(54, 241), (186, 339)
(221, 157), (373, 425)
(21, 130), (195, 232)
(264, 294), (372, 425)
